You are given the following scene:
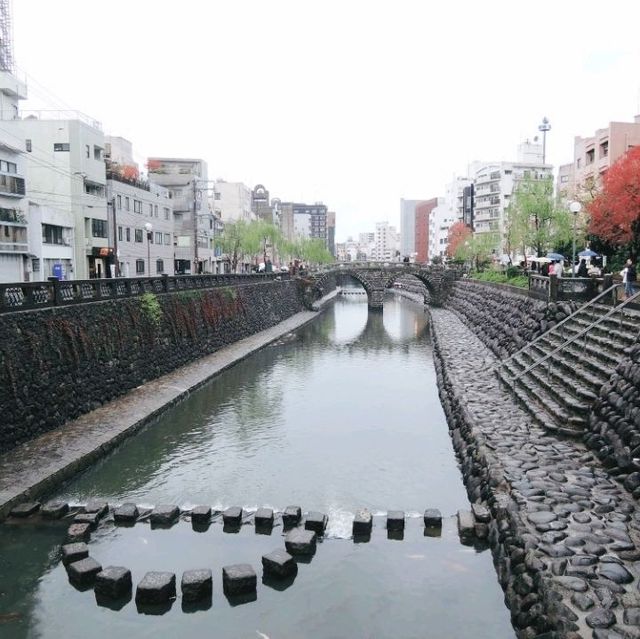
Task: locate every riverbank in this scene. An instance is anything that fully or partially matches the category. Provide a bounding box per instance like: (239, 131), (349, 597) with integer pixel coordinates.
(0, 308), (324, 519)
(429, 307), (640, 638)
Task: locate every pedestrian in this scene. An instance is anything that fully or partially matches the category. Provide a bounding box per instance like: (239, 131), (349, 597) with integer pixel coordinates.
(554, 260), (563, 278)
(624, 259), (636, 298)
(577, 259), (588, 277)
(265, 259), (273, 273)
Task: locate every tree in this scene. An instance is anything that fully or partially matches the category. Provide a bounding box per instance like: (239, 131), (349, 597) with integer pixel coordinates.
(454, 231), (500, 270)
(506, 176), (573, 260)
(447, 221), (472, 258)
(247, 220), (282, 265)
(215, 220), (255, 272)
(588, 145), (640, 259)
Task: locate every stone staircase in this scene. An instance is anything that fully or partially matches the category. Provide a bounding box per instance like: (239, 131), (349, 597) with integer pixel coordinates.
(497, 295), (640, 437)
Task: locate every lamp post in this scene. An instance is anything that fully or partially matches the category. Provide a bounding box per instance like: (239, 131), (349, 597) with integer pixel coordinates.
(569, 201), (582, 278)
(144, 222), (153, 276)
(538, 117), (551, 164)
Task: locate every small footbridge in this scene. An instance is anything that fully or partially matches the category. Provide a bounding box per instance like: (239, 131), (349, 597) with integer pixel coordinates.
(306, 262), (459, 310)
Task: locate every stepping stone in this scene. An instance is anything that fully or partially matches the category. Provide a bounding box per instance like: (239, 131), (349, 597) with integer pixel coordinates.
(423, 509), (442, 527)
(352, 509), (372, 535)
(113, 503), (138, 523)
(67, 557), (102, 587)
(61, 542), (89, 565)
(149, 505), (180, 526)
(255, 508), (274, 527)
(471, 503), (490, 523)
(598, 563), (634, 584)
(83, 500), (108, 518)
(74, 512), (101, 530)
(190, 506), (211, 525)
(305, 511), (327, 534)
(66, 523), (91, 543)
(95, 566), (132, 598)
(222, 507), (243, 526)
(222, 564), (256, 595)
(527, 511), (557, 525)
(282, 506), (301, 526)
(285, 529), (317, 555)
(386, 511), (405, 531)
(181, 569), (212, 602)
(457, 510), (475, 540)
(585, 607), (616, 629)
(135, 572), (176, 604)
(10, 502), (40, 518)
(262, 549), (297, 578)
(41, 501), (69, 519)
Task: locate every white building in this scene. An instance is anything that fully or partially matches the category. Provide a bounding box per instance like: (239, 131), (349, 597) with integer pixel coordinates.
(373, 221), (399, 261)
(444, 176), (471, 221)
(3, 111), (108, 280)
(293, 211), (311, 239)
(400, 198), (421, 257)
(105, 137), (174, 277)
(428, 199), (455, 261)
(213, 180), (254, 223)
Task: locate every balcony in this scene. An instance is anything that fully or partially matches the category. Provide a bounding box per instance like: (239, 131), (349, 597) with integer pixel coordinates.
(0, 174), (25, 198)
(0, 208), (26, 224)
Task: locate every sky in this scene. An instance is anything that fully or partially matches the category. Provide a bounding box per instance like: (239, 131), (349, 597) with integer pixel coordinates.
(12, 0), (640, 242)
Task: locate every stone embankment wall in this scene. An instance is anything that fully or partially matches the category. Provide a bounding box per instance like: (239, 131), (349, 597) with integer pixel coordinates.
(445, 280), (578, 358)
(586, 343), (640, 490)
(0, 281), (304, 453)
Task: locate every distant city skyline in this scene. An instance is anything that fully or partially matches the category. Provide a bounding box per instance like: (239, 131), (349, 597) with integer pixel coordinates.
(13, 0), (640, 242)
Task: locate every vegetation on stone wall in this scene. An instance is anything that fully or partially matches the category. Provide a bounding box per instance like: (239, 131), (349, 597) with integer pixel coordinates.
(139, 293), (163, 327)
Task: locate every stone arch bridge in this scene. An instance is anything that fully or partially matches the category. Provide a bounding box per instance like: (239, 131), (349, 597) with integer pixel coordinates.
(305, 262), (460, 310)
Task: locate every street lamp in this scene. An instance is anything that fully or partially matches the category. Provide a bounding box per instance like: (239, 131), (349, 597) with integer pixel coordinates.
(569, 201), (582, 278)
(538, 117), (551, 164)
(144, 222), (153, 276)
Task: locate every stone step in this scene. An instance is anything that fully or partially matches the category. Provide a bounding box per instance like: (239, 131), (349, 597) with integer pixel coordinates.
(552, 321), (634, 355)
(572, 315), (637, 346)
(540, 333), (620, 368)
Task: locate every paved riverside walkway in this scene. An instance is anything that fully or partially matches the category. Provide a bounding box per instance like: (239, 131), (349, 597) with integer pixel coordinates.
(430, 308), (640, 638)
(0, 310), (317, 519)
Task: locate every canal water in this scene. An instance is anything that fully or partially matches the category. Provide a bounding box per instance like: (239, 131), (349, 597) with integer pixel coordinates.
(0, 293), (514, 638)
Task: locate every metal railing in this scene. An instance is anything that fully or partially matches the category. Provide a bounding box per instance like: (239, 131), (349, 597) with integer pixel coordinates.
(509, 285), (640, 382)
(0, 272), (291, 314)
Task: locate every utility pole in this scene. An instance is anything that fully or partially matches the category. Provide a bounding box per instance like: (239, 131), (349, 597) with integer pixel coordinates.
(193, 178), (198, 274)
(111, 196), (118, 277)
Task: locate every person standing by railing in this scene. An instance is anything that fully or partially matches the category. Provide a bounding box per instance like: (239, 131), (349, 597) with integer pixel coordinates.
(622, 259), (636, 299)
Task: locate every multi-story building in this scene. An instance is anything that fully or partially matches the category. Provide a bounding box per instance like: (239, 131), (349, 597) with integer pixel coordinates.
(400, 198), (421, 258)
(415, 198), (439, 263)
(327, 211), (336, 257)
(251, 184), (273, 221)
(293, 202), (328, 246)
(373, 221), (399, 261)
(428, 200), (456, 261)
(4, 111), (109, 280)
(214, 180), (254, 223)
(147, 157), (218, 274)
(105, 137), (174, 277)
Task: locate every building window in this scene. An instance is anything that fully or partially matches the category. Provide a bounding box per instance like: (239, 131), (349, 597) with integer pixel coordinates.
(576, 158), (581, 168)
(117, 195), (122, 209)
(154, 205), (158, 217)
(164, 207), (170, 220)
(136, 259), (145, 274)
(125, 197), (130, 211)
(600, 141), (609, 158)
(148, 203), (153, 216)
(586, 149), (595, 164)
(214, 192), (221, 200)
(94, 146), (103, 161)
(164, 233), (171, 245)
(84, 182), (105, 197)
(155, 232), (162, 244)
(42, 224), (64, 245)
(156, 259), (164, 274)
(91, 219), (108, 238)
(118, 226), (123, 241)
(53, 143), (70, 152)
(560, 175), (569, 183)
(126, 227), (131, 242)
(135, 229), (143, 242)
(0, 161), (17, 173)
(25, 139), (32, 152)
(133, 200), (142, 214)
(85, 144), (90, 158)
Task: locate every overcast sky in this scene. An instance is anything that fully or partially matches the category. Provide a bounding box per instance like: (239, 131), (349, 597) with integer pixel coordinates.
(13, 0), (640, 241)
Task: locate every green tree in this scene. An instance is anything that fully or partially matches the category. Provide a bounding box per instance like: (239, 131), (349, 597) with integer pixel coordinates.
(215, 220), (256, 272)
(454, 232), (500, 270)
(247, 220), (282, 265)
(506, 176), (573, 259)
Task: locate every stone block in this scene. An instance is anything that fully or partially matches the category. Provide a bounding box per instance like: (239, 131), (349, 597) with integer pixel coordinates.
(83, 499), (108, 519)
(66, 523), (91, 543)
(457, 509), (475, 540)
(149, 504), (180, 526)
(74, 512), (101, 530)
(113, 503), (138, 523)
(223, 506), (243, 526)
(222, 564), (257, 595)
(285, 528), (317, 555)
(471, 503), (491, 523)
(305, 511), (327, 534)
(352, 509), (372, 535)
(423, 508), (442, 527)
(61, 542), (89, 565)
(135, 572), (176, 604)
(10, 502), (40, 518)
(181, 569), (212, 602)
(386, 511), (405, 531)
(262, 549), (297, 578)
(67, 557), (102, 587)
(41, 501), (69, 519)
(190, 506), (211, 525)
(255, 508), (274, 527)
(95, 566), (132, 598)
(282, 506), (301, 526)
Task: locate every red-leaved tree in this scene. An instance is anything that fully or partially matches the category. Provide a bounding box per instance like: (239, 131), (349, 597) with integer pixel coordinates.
(447, 221), (472, 258)
(588, 145), (640, 258)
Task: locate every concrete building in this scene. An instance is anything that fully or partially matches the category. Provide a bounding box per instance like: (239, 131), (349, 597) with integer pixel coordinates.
(415, 198), (439, 263)
(3, 111), (109, 280)
(213, 180), (254, 223)
(251, 184), (272, 221)
(373, 221), (399, 261)
(428, 199), (456, 261)
(327, 210), (336, 257)
(105, 137), (174, 277)
(293, 202), (328, 246)
(147, 157), (219, 274)
(400, 198), (421, 258)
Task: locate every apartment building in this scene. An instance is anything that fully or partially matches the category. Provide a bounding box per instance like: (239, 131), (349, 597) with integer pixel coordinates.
(415, 198), (439, 263)
(214, 180), (255, 223)
(27, 200), (74, 280)
(428, 200), (456, 261)
(400, 198), (421, 258)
